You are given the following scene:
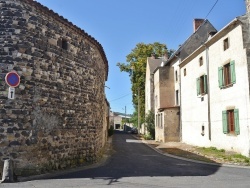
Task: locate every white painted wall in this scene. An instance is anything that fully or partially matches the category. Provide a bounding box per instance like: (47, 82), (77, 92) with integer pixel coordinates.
(145, 62), (151, 115)
(181, 23), (250, 156)
(209, 25), (250, 156)
(181, 50), (210, 146)
(172, 60), (180, 106)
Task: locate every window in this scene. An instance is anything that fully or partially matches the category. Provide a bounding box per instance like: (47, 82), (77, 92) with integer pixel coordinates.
(218, 60), (236, 88)
(175, 70), (178, 82)
(159, 113), (163, 129)
(199, 56), (203, 66)
(57, 38), (68, 50)
(184, 68), (186, 76)
(222, 109), (240, 135)
(223, 38), (229, 51)
(196, 75), (207, 95)
(159, 114), (162, 128)
(155, 95), (158, 108)
(62, 39), (68, 50)
(176, 90), (179, 105)
(155, 114), (158, 127)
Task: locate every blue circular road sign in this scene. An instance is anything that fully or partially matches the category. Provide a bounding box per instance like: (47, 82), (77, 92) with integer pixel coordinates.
(5, 72), (20, 87)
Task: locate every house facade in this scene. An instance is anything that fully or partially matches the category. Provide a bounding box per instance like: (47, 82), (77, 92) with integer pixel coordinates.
(145, 55), (162, 115)
(180, 15), (250, 156)
(109, 111), (132, 130)
(152, 19), (217, 142)
(154, 63), (180, 142)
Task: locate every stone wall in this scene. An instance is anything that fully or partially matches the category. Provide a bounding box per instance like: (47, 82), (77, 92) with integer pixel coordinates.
(164, 107), (180, 142)
(0, 0), (108, 176)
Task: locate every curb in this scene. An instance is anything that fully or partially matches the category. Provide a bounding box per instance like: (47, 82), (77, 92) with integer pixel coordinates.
(132, 135), (250, 169)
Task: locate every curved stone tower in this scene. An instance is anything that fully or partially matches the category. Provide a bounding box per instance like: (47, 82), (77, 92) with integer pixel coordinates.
(0, 0), (108, 176)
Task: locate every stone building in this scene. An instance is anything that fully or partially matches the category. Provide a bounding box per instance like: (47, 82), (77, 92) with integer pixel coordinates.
(0, 0), (109, 176)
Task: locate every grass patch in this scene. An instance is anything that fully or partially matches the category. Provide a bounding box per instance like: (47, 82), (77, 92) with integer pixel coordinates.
(159, 148), (218, 163)
(196, 147), (250, 165)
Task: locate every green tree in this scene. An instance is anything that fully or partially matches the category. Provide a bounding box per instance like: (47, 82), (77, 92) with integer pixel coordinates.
(117, 42), (173, 123)
(145, 110), (155, 139)
(129, 111), (138, 128)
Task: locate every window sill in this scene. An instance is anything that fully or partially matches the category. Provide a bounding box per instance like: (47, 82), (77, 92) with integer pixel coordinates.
(226, 133), (237, 136)
(197, 93), (207, 97)
(220, 84), (233, 89)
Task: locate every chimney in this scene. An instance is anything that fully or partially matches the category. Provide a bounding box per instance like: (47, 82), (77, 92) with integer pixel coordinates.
(193, 18), (204, 32)
(163, 52), (168, 61)
(151, 53), (156, 59)
(246, 0), (250, 14)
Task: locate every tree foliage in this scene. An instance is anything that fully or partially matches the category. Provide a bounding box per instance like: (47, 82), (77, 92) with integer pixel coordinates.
(145, 110), (155, 139)
(117, 42), (173, 123)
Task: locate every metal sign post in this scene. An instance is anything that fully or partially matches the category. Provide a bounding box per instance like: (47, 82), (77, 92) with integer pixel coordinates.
(8, 87), (15, 99)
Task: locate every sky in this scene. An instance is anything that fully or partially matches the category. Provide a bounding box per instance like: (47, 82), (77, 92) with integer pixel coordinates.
(36, 0), (246, 115)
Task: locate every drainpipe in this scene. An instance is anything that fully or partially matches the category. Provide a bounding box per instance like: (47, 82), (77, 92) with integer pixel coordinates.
(179, 56), (182, 141)
(205, 45), (211, 141)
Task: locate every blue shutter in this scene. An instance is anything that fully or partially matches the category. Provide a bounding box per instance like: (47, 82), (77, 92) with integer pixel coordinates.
(234, 109), (240, 135)
(222, 111), (228, 134)
(230, 60), (236, 84)
(218, 67), (224, 88)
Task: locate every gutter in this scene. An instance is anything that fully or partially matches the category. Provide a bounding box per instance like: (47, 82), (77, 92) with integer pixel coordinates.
(205, 45), (211, 141)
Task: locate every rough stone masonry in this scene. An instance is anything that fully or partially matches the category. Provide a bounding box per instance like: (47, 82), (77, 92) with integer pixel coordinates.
(0, 0), (109, 176)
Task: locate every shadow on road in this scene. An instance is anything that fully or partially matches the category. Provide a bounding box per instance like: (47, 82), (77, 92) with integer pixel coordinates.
(38, 131), (221, 184)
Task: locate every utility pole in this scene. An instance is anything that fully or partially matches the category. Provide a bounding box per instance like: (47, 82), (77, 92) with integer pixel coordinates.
(138, 88), (140, 134)
(125, 106), (126, 132)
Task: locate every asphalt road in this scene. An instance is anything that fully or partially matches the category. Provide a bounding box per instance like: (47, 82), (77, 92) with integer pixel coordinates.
(2, 131), (250, 188)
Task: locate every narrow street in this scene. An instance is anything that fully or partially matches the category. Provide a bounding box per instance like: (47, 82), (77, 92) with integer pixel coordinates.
(2, 131), (250, 188)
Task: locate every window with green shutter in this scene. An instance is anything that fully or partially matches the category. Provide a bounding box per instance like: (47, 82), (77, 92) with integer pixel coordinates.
(222, 109), (240, 135)
(218, 67), (224, 89)
(234, 109), (240, 135)
(230, 60), (236, 84)
(222, 111), (228, 134)
(196, 75), (207, 96)
(218, 60), (236, 88)
(196, 77), (200, 96)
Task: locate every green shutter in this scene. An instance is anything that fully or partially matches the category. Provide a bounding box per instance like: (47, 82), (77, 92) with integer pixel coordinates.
(230, 60), (236, 84)
(204, 75), (207, 94)
(218, 67), (224, 88)
(196, 77), (200, 95)
(222, 111), (228, 134)
(234, 109), (240, 135)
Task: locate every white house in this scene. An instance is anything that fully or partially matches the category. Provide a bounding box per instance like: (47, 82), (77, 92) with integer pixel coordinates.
(152, 19), (217, 142)
(180, 14), (250, 157)
(145, 54), (162, 115)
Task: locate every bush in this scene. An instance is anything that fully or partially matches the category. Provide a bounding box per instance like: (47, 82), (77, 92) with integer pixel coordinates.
(145, 110), (155, 139)
(108, 126), (114, 137)
(143, 134), (153, 140)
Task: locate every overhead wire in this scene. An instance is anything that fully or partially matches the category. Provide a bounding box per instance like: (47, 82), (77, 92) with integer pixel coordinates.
(109, 93), (131, 102)
(205, 0), (219, 19)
